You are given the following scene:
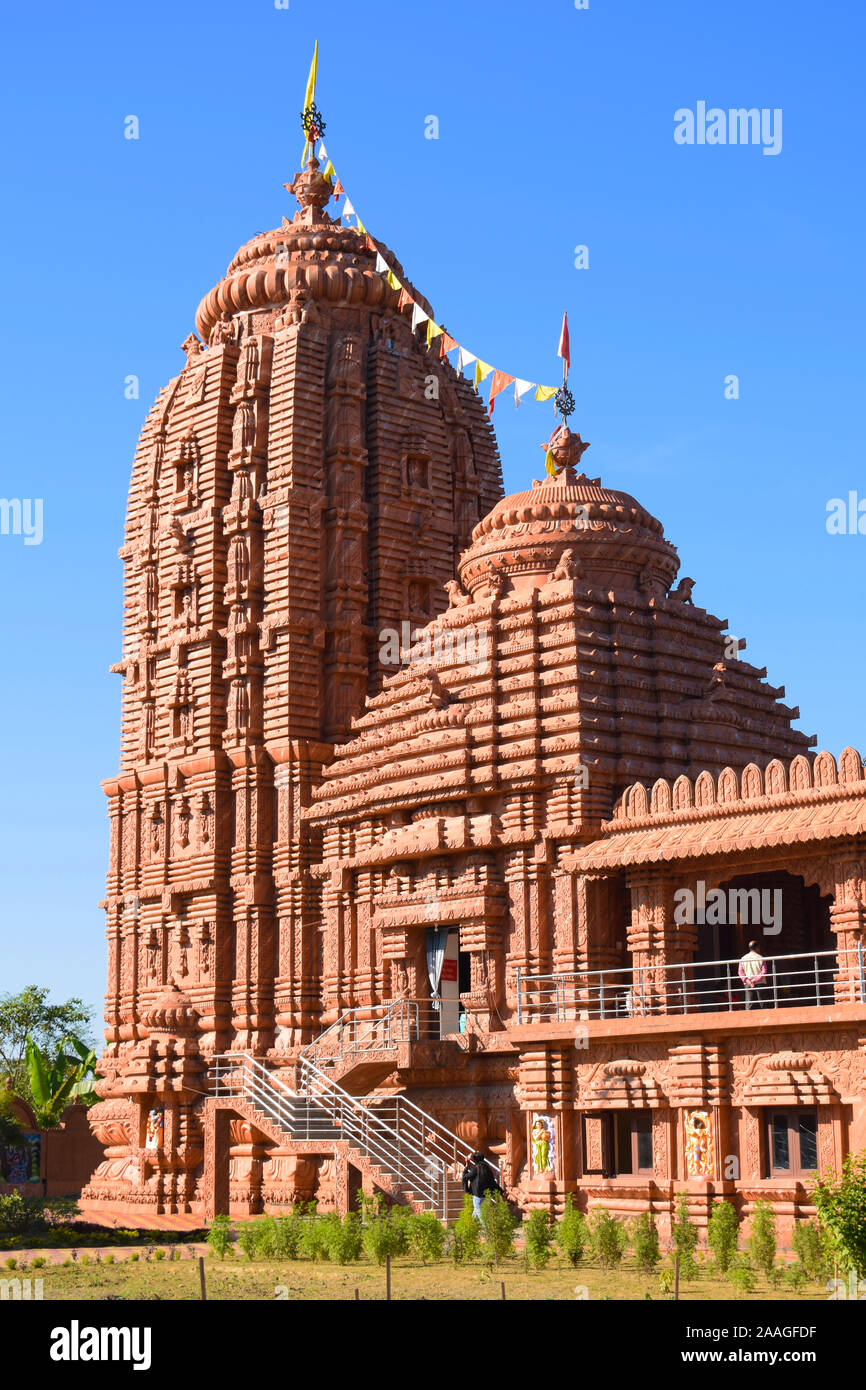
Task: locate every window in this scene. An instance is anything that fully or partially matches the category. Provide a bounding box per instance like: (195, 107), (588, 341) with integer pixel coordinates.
(765, 1109), (818, 1178)
(604, 1111), (653, 1176)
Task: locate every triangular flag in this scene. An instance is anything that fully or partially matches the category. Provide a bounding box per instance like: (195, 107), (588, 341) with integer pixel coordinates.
(558, 311), (570, 380)
(411, 302), (430, 331)
(514, 378), (535, 408)
(375, 252), (388, 273)
(474, 360), (494, 388)
(457, 347), (476, 372)
(544, 450), (558, 476)
(439, 333), (458, 359)
(487, 369), (515, 416)
(426, 320), (444, 346)
(355, 217), (366, 234)
(342, 197), (355, 217)
(300, 40), (319, 163)
(398, 288), (413, 311)
(386, 269), (401, 290)
(535, 385), (557, 402)
(322, 160), (335, 182)
(334, 179), (344, 197)
(317, 140), (328, 161)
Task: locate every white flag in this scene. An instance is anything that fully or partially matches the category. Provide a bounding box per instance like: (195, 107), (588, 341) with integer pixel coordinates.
(457, 347), (477, 372)
(375, 252), (388, 273)
(514, 378), (535, 407)
(411, 302), (430, 331)
(317, 141), (328, 160)
(342, 198), (355, 217)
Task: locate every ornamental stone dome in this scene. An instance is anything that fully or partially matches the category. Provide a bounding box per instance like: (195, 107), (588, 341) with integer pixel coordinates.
(458, 425), (680, 600)
(194, 154), (432, 343)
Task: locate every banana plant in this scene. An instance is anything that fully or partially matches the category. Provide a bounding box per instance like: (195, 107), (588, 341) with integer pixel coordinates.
(24, 1033), (98, 1128)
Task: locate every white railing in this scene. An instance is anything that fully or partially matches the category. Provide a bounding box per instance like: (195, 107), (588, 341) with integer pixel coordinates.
(210, 1050), (494, 1219)
(302, 997), (468, 1072)
(516, 946), (866, 1024)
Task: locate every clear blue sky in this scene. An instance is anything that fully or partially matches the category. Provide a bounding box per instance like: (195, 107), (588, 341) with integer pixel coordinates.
(0, 0), (863, 1038)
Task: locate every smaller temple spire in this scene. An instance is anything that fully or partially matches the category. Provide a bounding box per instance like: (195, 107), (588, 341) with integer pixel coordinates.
(541, 424), (591, 482)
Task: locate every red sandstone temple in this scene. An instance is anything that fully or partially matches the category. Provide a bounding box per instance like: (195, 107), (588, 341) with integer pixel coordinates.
(83, 146), (866, 1240)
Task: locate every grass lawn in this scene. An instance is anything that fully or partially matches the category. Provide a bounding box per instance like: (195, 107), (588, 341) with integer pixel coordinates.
(8, 1254), (831, 1301)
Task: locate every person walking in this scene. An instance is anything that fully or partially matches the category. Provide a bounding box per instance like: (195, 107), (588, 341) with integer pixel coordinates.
(738, 940), (767, 1009)
(462, 1150), (501, 1218)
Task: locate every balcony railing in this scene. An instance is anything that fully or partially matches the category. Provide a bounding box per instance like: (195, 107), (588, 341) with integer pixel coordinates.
(516, 946), (866, 1025)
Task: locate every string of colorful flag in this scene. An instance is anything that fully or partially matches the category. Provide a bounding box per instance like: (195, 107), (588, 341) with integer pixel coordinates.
(297, 41), (572, 437)
(311, 136), (566, 417)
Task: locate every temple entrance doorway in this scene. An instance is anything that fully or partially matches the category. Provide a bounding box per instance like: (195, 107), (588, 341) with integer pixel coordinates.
(426, 927), (471, 1037)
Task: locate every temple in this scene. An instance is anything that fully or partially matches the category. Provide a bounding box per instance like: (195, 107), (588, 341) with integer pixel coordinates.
(83, 136), (866, 1240)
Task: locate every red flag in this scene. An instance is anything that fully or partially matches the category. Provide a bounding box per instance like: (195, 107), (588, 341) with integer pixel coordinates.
(557, 311), (570, 382)
(439, 332), (458, 360)
(487, 369), (515, 417)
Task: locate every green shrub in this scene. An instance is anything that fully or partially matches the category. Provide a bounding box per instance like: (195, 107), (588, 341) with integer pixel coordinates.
(727, 1256), (757, 1296)
(589, 1209), (627, 1268)
(813, 1152), (866, 1281)
(657, 1267), (675, 1296)
(555, 1195), (588, 1267)
(104, 1254), (115, 1265)
(0, 1194), (28, 1236)
(129, 1251), (139, 1263)
(406, 1211), (445, 1265)
(4, 1256), (16, 1270)
(631, 1211), (661, 1273)
(300, 1215), (331, 1262)
(672, 1195), (699, 1278)
(322, 1212), (363, 1264)
(783, 1262), (808, 1291)
(153, 1248), (166, 1262)
(747, 1200), (777, 1277)
(361, 1209), (403, 1266)
(237, 1224), (258, 1261)
(707, 1200), (739, 1273)
(272, 1211), (303, 1260)
(792, 1218), (831, 1281)
(31, 1256), (46, 1269)
(206, 1214), (233, 1261)
(524, 1210), (555, 1270)
(479, 1192), (518, 1264)
(451, 1197), (482, 1264)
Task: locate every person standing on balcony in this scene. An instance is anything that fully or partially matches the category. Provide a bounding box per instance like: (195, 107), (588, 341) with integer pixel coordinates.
(462, 1150), (501, 1218)
(739, 941), (767, 1009)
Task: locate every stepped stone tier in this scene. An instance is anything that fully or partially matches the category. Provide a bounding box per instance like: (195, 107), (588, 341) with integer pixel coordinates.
(85, 154), (866, 1237)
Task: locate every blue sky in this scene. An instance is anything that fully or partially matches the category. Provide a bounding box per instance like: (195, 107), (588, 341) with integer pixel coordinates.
(0, 0), (863, 1036)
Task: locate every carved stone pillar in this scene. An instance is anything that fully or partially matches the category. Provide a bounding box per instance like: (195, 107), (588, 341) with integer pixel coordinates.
(626, 873), (697, 1014)
(829, 857), (866, 1004)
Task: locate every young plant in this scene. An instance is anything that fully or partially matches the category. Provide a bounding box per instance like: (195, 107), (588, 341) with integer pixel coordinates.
(671, 1195), (699, 1278)
(479, 1192), (518, 1265)
(451, 1196), (482, 1264)
(406, 1212), (445, 1265)
(747, 1200), (777, 1278)
(791, 1217), (831, 1281)
(523, 1210), (555, 1270)
(812, 1151), (866, 1281)
(323, 1212), (363, 1264)
(631, 1211), (661, 1274)
(707, 1199), (739, 1274)
(237, 1223), (258, 1261)
(589, 1209), (627, 1268)
(555, 1195), (588, 1267)
(206, 1214), (233, 1261)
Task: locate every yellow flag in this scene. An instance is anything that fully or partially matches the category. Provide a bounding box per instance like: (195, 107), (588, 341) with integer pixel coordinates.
(356, 217), (366, 235)
(322, 160), (335, 181)
(535, 385), (557, 402)
(544, 451), (557, 476)
(387, 270), (402, 291)
(426, 321), (444, 345)
(474, 360), (494, 387)
(300, 40), (319, 162)
(304, 41), (318, 113)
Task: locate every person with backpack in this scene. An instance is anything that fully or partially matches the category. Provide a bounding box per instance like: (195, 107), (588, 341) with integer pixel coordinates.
(462, 1150), (501, 1218)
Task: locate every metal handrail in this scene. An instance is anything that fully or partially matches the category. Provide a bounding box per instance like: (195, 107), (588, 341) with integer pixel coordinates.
(209, 1049), (489, 1218)
(517, 946), (864, 1023)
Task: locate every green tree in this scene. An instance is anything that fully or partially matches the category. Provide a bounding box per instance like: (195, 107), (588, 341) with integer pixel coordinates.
(672, 1195), (699, 1278)
(707, 1199), (739, 1273)
(747, 1200), (777, 1278)
(0, 988), (93, 1096)
(791, 1217), (831, 1281)
(24, 1034), (98, 1128)
(555, 1194), (588, 1267)
(812, 1151), (866, 1280)
(451, 1196), (482, 1264)
(479, 1191), (518, 1264)
(631, 1211), (661, 1273)
(589, 1209), (628, 1267)
(523, 1209), (555, 1270)
(0, 1090), (23, 1148)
